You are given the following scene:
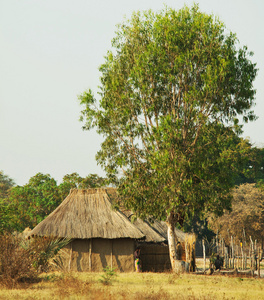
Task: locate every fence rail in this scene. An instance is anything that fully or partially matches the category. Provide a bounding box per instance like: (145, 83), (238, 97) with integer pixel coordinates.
(201, 235), (263, 277)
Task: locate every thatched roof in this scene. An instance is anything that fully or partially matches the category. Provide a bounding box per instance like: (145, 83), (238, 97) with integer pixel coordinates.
(122, 210), (166, 243)
(123, 211), (189, 243)
(154, 221), (190, 243)
(29, 188), (145, 240)
(132, 218), (166, 243)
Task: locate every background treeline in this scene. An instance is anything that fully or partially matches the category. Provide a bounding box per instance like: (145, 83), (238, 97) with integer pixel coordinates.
(1, 145), (264, 241)
(179, 145), (264, 242)
(208, 183), (264, 244)
(0, 172), (106, 233)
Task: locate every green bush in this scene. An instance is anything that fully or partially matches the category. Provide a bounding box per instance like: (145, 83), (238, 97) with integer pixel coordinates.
(29, 236), (71, 272)
(99, 266), (117, 285)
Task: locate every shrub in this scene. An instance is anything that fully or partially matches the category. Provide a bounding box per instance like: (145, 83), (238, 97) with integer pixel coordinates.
(99, 266), (117, 285)
(55, 274), (94, 298)
(29, 236), (71, 272)
(0, 233), (38, 288)
(0, 233), (71, 288)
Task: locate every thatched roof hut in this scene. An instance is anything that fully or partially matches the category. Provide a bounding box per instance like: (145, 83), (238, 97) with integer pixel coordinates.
(30, 188), (144, 240)
(29, 188), (144, 272)
(29, 188), (195, 272)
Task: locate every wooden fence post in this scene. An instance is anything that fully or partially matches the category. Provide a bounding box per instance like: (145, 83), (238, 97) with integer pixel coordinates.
(244, 249), (246, 270)
(250, 236), (253, 271)
(231, 236), (234, 269)
(225, 247), (229, 269)
(240, 241), (244, 270)
(249, 246), (251, 272)
(250, 236), (254, 276)
(258, 247), (261, 278)
(202, 239), (206, 272)
(216, 232), (219, 254)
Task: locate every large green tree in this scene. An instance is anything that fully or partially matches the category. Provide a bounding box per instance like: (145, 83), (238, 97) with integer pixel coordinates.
(59, 172), (107, 199)
(235, 146), (264, 185)
(4, 173), (63, 231)
(0, 172), (107, 233)
(0, 171), (15, 199)
(79, 5), (257, 272)
(0, 171), (15, 233)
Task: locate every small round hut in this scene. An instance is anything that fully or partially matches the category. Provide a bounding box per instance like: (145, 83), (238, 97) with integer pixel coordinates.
(29, 188), (145, 272)
(29, 188), (196, 272)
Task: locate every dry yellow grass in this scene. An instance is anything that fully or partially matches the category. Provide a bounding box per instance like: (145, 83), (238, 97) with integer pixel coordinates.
(0, 271), (264, 300)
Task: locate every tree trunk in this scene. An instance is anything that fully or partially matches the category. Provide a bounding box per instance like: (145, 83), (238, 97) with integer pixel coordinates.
(167, 212), (186, 273)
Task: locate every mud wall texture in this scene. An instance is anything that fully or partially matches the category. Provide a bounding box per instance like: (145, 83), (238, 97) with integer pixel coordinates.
(139, 244), (171, 272)
(64, 238), (134, 272)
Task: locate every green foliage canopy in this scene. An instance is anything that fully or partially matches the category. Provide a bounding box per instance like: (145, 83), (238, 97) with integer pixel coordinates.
(5, 173), (63, 231)
(0, 171), (15, 233)
(79, 5), (257, 226)
(0, 172), (106, 233)
(0, 170), (15, 199)
(235, 146), (264, 185)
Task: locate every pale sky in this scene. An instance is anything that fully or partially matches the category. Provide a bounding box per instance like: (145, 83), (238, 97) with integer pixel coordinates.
(1, 0), (263, 186)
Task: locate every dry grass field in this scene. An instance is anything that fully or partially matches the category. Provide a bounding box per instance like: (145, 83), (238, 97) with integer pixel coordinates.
(1, 271), (264, 300)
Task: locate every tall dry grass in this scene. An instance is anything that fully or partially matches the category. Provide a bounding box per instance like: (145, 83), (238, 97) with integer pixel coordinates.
(0, 233), (70, 289)
(36, 272), (264, 299)
(0, 271), (264, 299)
(0, 233), (38, 288)
(1, 243), (264, 299)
